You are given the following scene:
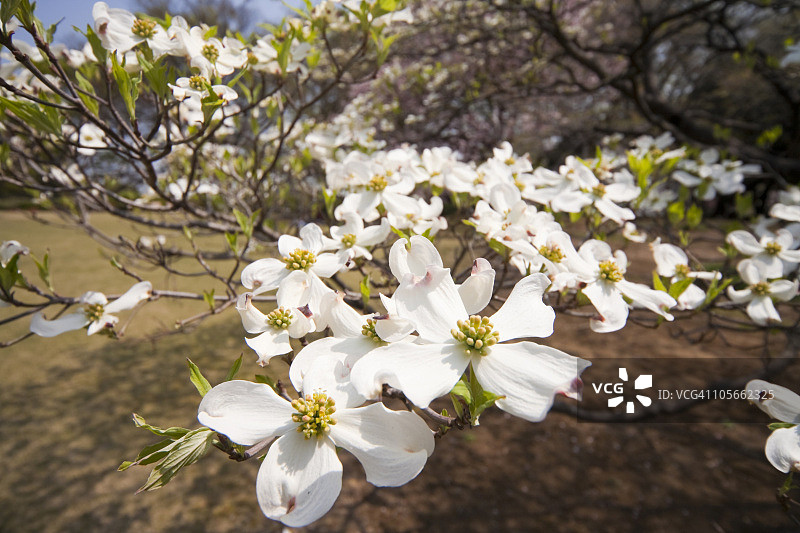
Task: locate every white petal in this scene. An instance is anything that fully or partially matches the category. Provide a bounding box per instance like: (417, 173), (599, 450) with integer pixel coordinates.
(236, 293), (268, 334)
(374, 316), (415, 342)
(457, 258), (496, 315)
(322, 291), (365, 337)
(310, 252), (347, 278)
(746, 296), (780, 325)
(307, 273), (335, 331)
(287, 309), (314, 338)
(87, 314), (118, 335)
(771, 279), (799, 301)
(472, 342), (590, 422)
(278, 235), (304, 257)
(30, 312), (88, 337)
(330, 403), (434, 486)
(727, 285), (753, 304)
(242, 258), (288, 294)
(276, 270), (311, 308)
(359, 218), (391, 247)
(616, 279), (676, 320)
(746, 380), (800, 423)
(582, 281), (629, 333)
(257, 432), (342, 527)
(490, 273), (555, 341)
(350, 341), (470, 408)
(197, 380), (296, 444)
(80, 291), (108, 306)
(104, 281), (153, 313)
(751, 255), (783, 279)
(677, 283), (706, 310)
(595, 198), (635, 225)
(299, 223), (325, 254)
(726, 230), (763, 255)
(245, 329), (292, 365)
(652, 243), (688, 278)
(388, 235), (443, 281)
(394, 267), (467, 343)
(765, 426), (800, 473)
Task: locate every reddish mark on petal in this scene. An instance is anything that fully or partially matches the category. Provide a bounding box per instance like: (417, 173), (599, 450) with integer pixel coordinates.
(286, 496), (297, 514)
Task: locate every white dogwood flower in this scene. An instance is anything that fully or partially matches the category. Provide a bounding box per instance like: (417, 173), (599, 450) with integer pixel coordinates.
(197, 376), (434, 527)
(30, 281), (152, 337)
(350, 268), (589, 421)
(236, 292), (314, 366)
(651, 239), (720, 310)
(726, 229), (800, 278)
(746, 380), (800, 473)
(727, 259), (798, 325)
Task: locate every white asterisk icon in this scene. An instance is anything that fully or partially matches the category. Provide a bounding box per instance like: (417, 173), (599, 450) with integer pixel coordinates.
(608, 367), (652, 413)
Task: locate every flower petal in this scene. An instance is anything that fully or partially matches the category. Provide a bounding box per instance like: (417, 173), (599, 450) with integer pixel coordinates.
(197, 380), (296, 445)
(241, 258), (288, 294)
(310, 252), (347, 278)
(388, 235), (443, 281)
(278, 235), (303, 257)
(765, 426), (800, 473)
(394, 266), (467, 342)
(457, 258), (496, 315)
(726, 230), (764, 256)
(350, 341), (470, 408)
(616, 279), (676, 320)
(746, 296), (780, 325)
(330, 403), (434, 487)
(30, 312), (88, 337)
(257, 432), (343, 527)
(104, 281), (152, 313)
(581, 281), (628, 333)
(236, 293), (268, 334)
(276, 270), (311, 308)
(472, 342), (590, 422)
(299, 223), (325, 254)
(490, 273), (555, 341)
(746, 380), (800, 423)
(245, 329), (292, 365)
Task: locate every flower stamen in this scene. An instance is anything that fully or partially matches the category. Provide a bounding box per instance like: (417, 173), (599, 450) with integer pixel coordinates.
(451, 315), (499, 356)
(598, 260), (623, 283)
(84, 303), (105, 322)
(131, 18), (157, 39)
(361, 318), (383, 344)
(291, 392), (336, 439)
(266, 307), (292, 329)
(283, 249), (316, 271)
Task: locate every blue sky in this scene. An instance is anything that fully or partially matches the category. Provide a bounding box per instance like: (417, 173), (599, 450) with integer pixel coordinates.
(29, 0), (299, 44)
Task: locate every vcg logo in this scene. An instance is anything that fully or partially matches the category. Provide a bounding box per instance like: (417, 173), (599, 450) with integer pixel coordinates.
(592, 367), (653, 414)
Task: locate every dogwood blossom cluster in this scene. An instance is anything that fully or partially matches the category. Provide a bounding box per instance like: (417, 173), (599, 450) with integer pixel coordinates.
(202, 227), (589, 526)
(747, 380), (800, 473)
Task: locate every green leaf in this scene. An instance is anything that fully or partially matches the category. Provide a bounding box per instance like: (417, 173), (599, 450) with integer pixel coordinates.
(83, 25), (107, 64)
(0, 254), (22, 294)
(360, 274), (370, 309)
(321, 188), (337, 220)
(137, 52), (169, 100)
(187, 358), (212, 397)
(652, 271), (667, 292)
(224, 232), (238, 254)
(471, 389), (504, 423)
(202, 289), (215, 311)
(131, 413), (191, 440)
(450, 377), (472, 404)
(137, 428), (215, 492)
(769, 422), (797, 431)
(110, 53), (139, 121)
(735, 192), (753, 219)
(225, 354), (243, 382)
(74, 71), (100, 115)
(0, 96), (62, 135)
(118, 438), (173, 471)
(667, 200), (685, 226)
(686, 204), (703, 229)
(1, 0), (22, 25)
(668, 278), (694, 299)
(232, 208), (254, 238)
(32, 253), (53, 292)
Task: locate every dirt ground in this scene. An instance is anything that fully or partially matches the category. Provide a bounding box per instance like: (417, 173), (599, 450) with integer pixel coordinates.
(1, 311), (798, 533)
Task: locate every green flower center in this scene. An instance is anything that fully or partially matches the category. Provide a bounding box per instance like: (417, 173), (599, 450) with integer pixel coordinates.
(366, 175), (387, 192)
(341, 233), (357, 248)
(764, 242), (782, 255)
(266, 307), (292, 329)
(751, 282), (771, 296)
(291, 392), (336, 439)
(188, 75), (208, 91)
(202, 43), (220, 63)
(361, 318), (384, 344)
(591, 184), (606, 198)
(539, 244), (565, 263)
(451, 315), (499, 356)
(84, 303), (105, 322)
(131, 18), (157, 39)
(598, 260), (623, 283)
(674, 264), (692, 279)
(283, 249), (317, 271)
